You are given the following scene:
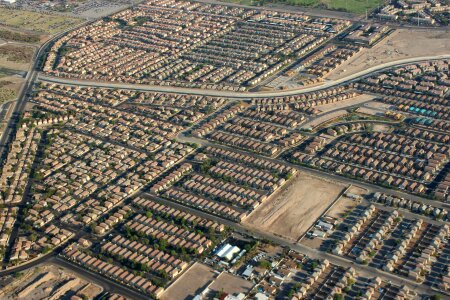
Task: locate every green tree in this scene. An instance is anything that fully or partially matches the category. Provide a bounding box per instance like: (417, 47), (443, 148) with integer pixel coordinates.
(334, 294), (343, 300)
(258, 259), (272, 269)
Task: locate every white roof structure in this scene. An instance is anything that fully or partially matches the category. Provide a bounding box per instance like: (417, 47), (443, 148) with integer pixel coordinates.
(216, 243), (240, 261)
(254, 293), (269, 300)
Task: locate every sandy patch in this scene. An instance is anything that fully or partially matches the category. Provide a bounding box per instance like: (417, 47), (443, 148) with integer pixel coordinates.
(209, 272), (253, 295)
(357, 107), (383, 116)
(301, 110), (348, 129)
(326, 196), (358, 220)
(326, 185), (368, 220)
(372, 124), (392, 132)
(162, 262), (217, 300)
(0, 264), (103, 300)
(347, 185), (369, 196)
(0, 75), (24, 92)
(317, 94), (377, 114)
(243, 172), (346, 241)
(328, 29), (450, 80)
(0, 56), (30, 71)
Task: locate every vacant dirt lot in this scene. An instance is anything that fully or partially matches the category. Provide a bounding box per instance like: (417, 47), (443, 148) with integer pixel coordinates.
(209, 272), (253, 295)
(162, 263), (216, 300)
(301, 109), (347, 129)
(0, 264), (103, 300)
(243, 172), (346, 241)
(317, 94), (376, 114)
(328, 29), (450, 80)
(327, 185), (368, 220)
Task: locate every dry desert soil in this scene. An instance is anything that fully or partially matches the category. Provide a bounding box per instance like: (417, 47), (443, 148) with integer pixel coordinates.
(161, 262), (216, 300)
(328, 29), (450, 80)
(243, 172), (346, 241)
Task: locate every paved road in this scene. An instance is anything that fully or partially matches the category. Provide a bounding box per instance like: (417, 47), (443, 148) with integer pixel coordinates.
(0, 253), (152, 300)
(175, 133), (448, 211)
(0, 102), (12, 122)
(0, 9), (448, 297)
(0, 20), (91, 164)
(51, 257), (152, 300)
(38, 55), (450, 98)
(199, 0), (450, 31)
(146, 193), (442, 297)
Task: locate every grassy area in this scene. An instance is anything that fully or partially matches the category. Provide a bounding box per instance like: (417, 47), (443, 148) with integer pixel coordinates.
(0, 84), (16, 104)
(0, 45), (34, 64)
(321, 0), (383, 13)
(0, 29), (41, 43)
(221, 0), (384, 14)
(0, 8), (83, 34)
(0, 75), (22, 104)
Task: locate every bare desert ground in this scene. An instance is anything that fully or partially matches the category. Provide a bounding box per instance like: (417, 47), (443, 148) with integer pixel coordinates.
(243, 172), (346, 241)
(326, 185), (368, 220)
(162, 262), (217, 300)
(316, 94), (376, 114)
(328, 29), (450, 80)
(301, 109), (347, 129)
(0, 264), (103, 300)
(209, 272), (253, 295)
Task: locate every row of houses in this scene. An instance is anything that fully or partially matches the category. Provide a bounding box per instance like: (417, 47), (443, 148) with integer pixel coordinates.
(192, 104), (245, 138)
(250, 86), (350, 106)
(163, 188), (246, 222)
(405, 127), (449, 145)
(131, 91), (226, 111)
(33, 86), (187, 153)
(183, 173), (266, 209)
(203, 146), (296, 177)
(93, 206), (133, 235)
(376, 0), (449, 26)
(396, 223), (448, 283)
(132, 196), (224, 233)
(361, 60), (449, 99)
(150, 163), (193, 193)
(0, 207), (18, 251)
(0, 127), (40, 204)
(74, 143), (193, 228)
(380, 97), (449, 121)
(101, 235), (189, 279)
(304, 44), (362, 78)
(125, 213), (212, 254)
(331, 205), (378, 255)
(26, 130), (143, 228)
(44, 0), (350, 89)
(241, 109), (304, 128)
(209, 131), (281, 156)
(208, 160), (286, 192)
(62, 244), (164, 298)
(371, 192), (448, 220)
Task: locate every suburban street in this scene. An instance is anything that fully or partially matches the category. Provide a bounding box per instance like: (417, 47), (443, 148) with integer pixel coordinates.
(0, 1), (449, 299)
(144, 194), (443, 297)
(0, 20), (91, 164)
(38, 54), (450, 98)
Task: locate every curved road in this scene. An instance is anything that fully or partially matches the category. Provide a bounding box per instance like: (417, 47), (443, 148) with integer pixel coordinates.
(1, 11), (449, 299)
(0, 19), (91, 161)
(38, 54), (450, 98)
